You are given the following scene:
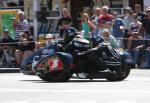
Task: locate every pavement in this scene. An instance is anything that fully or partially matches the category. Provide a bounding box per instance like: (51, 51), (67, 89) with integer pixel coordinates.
(0, 68), (20, 73)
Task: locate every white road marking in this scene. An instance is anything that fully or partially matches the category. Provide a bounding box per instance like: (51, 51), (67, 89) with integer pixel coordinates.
(108, 101), (136, 103)
(0, 88), (150, 94)
(1, 102), (28, 103)
(0, 100), (138, 103)
(1, 101), (97, 103)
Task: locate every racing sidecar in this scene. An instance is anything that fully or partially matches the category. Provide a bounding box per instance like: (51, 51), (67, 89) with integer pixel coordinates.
(20, 38), (134, 82)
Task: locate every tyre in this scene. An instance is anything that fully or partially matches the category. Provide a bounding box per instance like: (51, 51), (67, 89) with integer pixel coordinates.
(119, 62), (131, 80)
(106, 57), (131, 81)
(34, 53), (73, 82)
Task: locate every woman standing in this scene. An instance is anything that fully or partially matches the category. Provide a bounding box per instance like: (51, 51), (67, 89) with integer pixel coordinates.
(128, 13), (142, 37)
(81, 13), (96, 41)
(123, 7), (133, 49)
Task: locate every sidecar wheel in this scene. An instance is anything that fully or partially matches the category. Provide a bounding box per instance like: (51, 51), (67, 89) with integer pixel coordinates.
(35, 53), (73, 82)
(38, 70), (72, 82)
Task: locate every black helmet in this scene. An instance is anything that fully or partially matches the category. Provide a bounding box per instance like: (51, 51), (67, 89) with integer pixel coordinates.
(63, 27), (78, 44)
(92, 35), (104, 47)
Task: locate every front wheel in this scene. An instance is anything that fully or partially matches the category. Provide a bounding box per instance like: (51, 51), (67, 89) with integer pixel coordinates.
(106, 61), (131, 81)
(34, 53), (73, 82)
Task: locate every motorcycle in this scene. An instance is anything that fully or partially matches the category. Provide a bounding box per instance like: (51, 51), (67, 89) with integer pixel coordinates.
(20, 36), (134, 82)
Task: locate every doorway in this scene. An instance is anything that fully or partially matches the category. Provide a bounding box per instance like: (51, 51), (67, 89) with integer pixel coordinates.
(129, 0), (143, 11)
(70, 0), (93, 29)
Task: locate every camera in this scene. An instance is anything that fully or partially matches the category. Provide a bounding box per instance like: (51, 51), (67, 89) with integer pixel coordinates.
(9, 17), (15, 20)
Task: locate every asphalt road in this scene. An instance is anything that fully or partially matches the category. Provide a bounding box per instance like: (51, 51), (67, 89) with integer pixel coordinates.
(0, 69), (150, 103)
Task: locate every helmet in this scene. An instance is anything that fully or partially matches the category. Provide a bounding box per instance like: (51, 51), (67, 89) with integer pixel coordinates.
(92, 35), (104, 47)
(63, 27), (78, 44)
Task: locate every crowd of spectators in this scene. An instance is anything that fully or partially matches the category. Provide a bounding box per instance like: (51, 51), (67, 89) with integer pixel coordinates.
(77, 4), (150, 69)
(1, 4), (150, 68)
(0, 10), (35, 67)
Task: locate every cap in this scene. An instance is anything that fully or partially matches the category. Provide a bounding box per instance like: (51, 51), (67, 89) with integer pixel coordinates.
(45, 34), (53, 39)
(146, 7), (150, 11)
(126, 7), (132, 10)
(102, 29), (109, 33)
(125, 7), (132, 12)
(102, 29), (110, 38)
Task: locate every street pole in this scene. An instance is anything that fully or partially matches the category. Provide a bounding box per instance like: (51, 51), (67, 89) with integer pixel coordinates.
(33, 0), (41, 40)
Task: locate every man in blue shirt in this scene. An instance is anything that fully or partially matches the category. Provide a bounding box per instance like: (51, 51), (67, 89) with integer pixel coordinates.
(112, 11), (124, 48)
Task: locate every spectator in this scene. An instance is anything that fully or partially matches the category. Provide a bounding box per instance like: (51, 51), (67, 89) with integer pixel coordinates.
(98, 6), (114, 35)
(132, 38), (150, 68)
(35, 41), (42, 51)
(136, 7), (150, 68)
(15, 31), (35, 67)
(57, 8), (72, 38)
(90, 7), (101, 26)
(128, 13), (143, 37)
(0, 29), (15, 54)
(81, 13), (96, 41)
(101, 29), (119, 49)
(91, 7), (102, 39)
(12, 10), (30, 40)
(143, 7), (150, 39)
(112, 11), (124, 48)
(134, 4), (146, 23)
(0, 29), (15, 48)
(123, 7), (133, 49)
(0, 29), (16, 66)
(126, 30), (144, 66)
(45, 34), (54, 46)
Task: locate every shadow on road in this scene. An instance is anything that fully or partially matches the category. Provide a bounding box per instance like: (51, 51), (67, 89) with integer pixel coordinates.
(20, 79), (128, 83)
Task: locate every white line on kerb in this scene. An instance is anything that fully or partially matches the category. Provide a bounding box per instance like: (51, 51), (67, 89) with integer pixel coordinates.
(0, 88), (150, 94)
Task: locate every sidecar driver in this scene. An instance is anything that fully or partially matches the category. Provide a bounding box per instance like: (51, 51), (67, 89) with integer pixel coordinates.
(63, 26), (79, 45)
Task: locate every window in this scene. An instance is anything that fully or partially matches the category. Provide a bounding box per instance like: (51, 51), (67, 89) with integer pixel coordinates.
(0, 0), (24, 10)
(111, 0), (123, 8)
(110, 0), (124, 15)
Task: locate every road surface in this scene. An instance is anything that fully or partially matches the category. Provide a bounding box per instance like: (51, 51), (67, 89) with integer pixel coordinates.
(0, 69), (150, 103)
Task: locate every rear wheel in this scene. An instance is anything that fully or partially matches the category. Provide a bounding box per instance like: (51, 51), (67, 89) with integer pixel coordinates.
(35, 53), (72, 82)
